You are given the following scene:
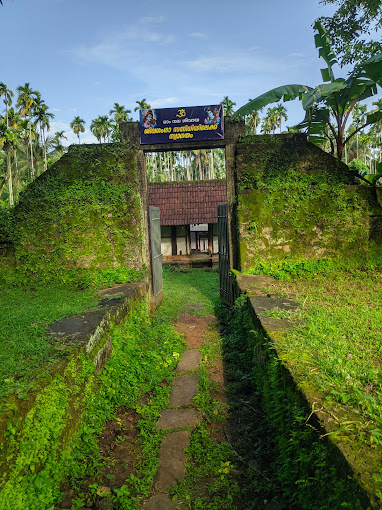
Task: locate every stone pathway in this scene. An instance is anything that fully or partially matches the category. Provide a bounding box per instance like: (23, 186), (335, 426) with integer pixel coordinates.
(144, 349), (202, 509)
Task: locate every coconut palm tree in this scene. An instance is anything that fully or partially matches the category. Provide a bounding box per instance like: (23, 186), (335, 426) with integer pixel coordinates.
(352, 104), (367, 159)
(52, 130), (67, 153)
(90, 117), (103, 144)
(134, 99), (151, 112)
(109, 103), (131, 123)
(221, 96), (236, 117)
(0, 82), (14, 128)
(245, 106), (263, 135)
(16, 83), (38, 175)
(34, 96), (54, 171)
(70, 116), (86, 144)
(262, 108), (278, 134)
(275, 104), (288, 133)
(90, 115), (113, 143)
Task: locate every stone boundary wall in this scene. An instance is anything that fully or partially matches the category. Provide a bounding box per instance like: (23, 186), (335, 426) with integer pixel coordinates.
(0, 144), (150, 283)
(234, 273), (381, 508)
(0, 279), (148, 493)
(234, 135), (382, 272)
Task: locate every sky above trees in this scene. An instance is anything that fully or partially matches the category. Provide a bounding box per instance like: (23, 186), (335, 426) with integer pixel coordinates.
(2, 0), (379, 144)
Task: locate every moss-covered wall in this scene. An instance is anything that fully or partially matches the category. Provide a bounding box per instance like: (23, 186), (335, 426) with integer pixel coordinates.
(235, 134), (382, 272)
(1, 144), (148, 284)
(0, 283), (147, 510)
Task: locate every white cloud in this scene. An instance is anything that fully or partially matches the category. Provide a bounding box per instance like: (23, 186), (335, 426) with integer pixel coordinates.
(189, 32), (207, 39)
(151, 96), (179, 107)
(70, 23), (173, 72)
(186, 53), (275, 73)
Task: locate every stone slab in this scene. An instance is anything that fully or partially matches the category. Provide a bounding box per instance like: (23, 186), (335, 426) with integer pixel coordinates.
(248, 295), (299, 332)
(155, 408), (201, 430)
(144, 493), (186, 510)
(235, 274), (277, 295)
(175, 349), (201, 373)
(155, 430), (190, 491)
(169, 373), (198, 407)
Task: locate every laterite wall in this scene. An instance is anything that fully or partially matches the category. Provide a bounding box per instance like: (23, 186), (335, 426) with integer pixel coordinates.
(0, 144), (149, 284)
(235, 134), (382, 272)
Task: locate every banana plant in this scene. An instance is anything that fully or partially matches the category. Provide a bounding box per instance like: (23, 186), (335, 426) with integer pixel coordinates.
(233, 21), (382, 161)
(359, 161), (382, 187)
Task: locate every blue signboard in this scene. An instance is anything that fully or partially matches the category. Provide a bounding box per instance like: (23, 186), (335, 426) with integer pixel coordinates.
(139, 105), (224, 144)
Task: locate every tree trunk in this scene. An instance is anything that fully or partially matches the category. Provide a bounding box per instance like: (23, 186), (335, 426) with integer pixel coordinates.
(43, 126), (47, 172)
(29, 114), (34, 177)
(337, 140), (344, 161)
(7, 152), (14, 206)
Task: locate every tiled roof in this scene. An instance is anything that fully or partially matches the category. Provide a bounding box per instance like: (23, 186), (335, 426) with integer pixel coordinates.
(148, 180), (227, 225)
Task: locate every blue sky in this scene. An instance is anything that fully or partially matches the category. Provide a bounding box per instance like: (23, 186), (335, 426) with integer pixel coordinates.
(1, 0), (372, 144)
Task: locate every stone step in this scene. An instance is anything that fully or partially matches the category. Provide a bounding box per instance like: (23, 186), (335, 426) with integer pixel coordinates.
(155, 408), (201, 430)
(176, 349), (201, 373)
(144, 493), (186, 509)
(154, 430), (190, 492)
(168, 373), (198, 407)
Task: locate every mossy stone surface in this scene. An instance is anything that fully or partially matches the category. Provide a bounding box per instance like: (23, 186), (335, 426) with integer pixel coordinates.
(235, 136), (382, 272)
(4, 144), (146, 283)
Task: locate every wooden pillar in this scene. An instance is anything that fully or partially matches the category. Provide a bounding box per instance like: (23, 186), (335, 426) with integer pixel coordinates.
(208, 223), (213, 256)
(171, 226), (177, 255)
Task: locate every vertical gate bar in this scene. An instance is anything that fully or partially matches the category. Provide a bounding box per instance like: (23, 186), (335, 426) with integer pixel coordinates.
(149, 206), (163, 308)
(217, 204), (233, 305)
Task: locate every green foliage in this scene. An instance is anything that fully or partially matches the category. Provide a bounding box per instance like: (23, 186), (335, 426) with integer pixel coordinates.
(2, 144), (146, 287)
(66, 303), (185, 508)
(317, 0), (382, 65)
(233, 22), (382, 160)
(160, 267), (220, 319)
(171, 427), (240, 509)
(245, 258), (378, 280)
(239, 166), (377, 273)
(0, 203), (15, 241)
(278, 272), (382, 445)
(0, 297), (185, 509)
(0, 353), (96, 510)
(222, 295), (368, 509)
(348, 158), (370, 172)
(0, 283), (97, 399)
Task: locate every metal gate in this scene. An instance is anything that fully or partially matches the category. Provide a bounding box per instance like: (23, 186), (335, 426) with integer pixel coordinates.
(149, 206), (163, 308)
(217, 204), (234, 305)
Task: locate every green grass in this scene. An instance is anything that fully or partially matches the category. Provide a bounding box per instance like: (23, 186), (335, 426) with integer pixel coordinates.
(271, 270), (382, 444)
(0, 284), (98, 399)
(158, 267), (220, 319)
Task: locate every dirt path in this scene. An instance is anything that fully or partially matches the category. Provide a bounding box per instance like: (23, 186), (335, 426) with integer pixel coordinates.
(175, 314), (228, 440)
(143, 313), (228, 509)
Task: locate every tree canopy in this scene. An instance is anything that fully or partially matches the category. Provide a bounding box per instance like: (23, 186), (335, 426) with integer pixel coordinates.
(318, 0), (382, 65)
(233, 22), (382, 161)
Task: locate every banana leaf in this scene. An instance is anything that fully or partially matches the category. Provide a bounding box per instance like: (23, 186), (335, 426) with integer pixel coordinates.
(360, 53), (382, 87)
(301, 81), (347, 111)
(313, 21), (338, 83)
(366, 110), (382, 125)
(232, 84), (312, 119)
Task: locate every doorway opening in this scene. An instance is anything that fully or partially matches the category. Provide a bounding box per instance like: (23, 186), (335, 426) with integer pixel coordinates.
(145, 149), (226, 268)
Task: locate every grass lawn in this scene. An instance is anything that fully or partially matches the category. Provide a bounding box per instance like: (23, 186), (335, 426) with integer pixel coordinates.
(269, 270), (382, 445)
(159, 267), (220, 319)
(0, 284), (98, 399)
